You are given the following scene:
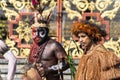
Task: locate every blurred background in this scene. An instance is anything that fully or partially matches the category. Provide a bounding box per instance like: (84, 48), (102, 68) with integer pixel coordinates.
(0, 0), (120, 80)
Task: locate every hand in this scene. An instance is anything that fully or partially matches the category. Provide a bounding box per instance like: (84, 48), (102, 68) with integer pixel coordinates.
(35, 63), (45, 77)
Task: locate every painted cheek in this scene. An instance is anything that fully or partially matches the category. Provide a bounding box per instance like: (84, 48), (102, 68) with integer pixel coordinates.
(32, 32), (37, 39)
(32, 28), (37, 39)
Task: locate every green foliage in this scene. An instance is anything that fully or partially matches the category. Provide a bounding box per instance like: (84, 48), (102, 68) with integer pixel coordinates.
(0, 21), (7, 39)
(67, 53), (76, 80)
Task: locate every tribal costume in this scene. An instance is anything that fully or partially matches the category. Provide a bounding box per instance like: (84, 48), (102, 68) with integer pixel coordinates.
(75, 44), (120, 80)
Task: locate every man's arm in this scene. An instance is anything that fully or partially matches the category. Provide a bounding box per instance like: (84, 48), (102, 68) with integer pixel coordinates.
(48, 57), (69, 71)
(35, 41), (69, 76)
(3, 50), (16, 80)
(0, 40), (16, 80)
(48, 42), (69, 72)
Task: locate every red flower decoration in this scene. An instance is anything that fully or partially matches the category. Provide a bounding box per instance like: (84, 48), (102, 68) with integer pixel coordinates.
(32, 0), (39, 6)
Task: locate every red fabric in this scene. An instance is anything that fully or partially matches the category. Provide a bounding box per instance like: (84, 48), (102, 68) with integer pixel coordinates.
(28, 41), (48, 63)
(28, 42), (39, 63)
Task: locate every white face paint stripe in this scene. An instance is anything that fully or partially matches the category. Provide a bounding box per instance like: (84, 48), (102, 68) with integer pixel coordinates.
(39, 28), (47, 38)
(32, 27), (47, 38)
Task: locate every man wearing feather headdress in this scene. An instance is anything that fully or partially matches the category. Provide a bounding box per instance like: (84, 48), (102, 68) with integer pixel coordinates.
(23, 0), (69, 80)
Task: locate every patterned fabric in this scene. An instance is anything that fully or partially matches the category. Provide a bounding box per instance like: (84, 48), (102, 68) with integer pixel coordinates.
(75, 44), (120, 80)
(29, 40), (48, 63)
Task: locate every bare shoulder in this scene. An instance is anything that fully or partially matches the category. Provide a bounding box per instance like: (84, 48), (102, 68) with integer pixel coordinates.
(47, 39), (64, 49)
(48, 39), (61, 45)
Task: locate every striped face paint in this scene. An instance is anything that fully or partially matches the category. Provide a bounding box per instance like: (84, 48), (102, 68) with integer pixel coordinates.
(32, 27), (47, 39)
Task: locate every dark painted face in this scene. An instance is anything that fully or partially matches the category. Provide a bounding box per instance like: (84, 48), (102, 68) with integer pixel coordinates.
(32, 27), (47, 43)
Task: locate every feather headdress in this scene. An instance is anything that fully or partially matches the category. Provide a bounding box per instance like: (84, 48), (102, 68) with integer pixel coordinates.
(31, 0), (53, 28)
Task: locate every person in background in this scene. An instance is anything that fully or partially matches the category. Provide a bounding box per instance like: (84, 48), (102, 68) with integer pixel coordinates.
(0, 40), (16, 80)
(71, 20), (120, 80)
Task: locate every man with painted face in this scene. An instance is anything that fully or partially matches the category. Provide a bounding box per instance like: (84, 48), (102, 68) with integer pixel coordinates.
(26, 18), (69, 80)
(71, 21), (120, 80)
